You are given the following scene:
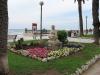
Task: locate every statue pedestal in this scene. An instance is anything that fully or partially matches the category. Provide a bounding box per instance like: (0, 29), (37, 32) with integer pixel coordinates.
(48, 25), (62, 50)
(48, 40), (62, 50)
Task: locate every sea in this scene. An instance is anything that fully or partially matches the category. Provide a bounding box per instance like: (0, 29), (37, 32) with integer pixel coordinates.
(8, 29), (25, 35)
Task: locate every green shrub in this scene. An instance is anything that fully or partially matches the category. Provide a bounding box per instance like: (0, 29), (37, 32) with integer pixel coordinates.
(15, 38), (24, 50)
(38, 40), (48, 47)
(20, 38), (24, 43)
(57, 30), (67, 43)
(30, 42), (34, 46)
(29, 40), (48, 48)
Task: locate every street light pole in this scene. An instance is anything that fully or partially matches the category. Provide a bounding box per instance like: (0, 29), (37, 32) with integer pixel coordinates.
(86, 16), (88, 35)
(39, 1), (44, 40)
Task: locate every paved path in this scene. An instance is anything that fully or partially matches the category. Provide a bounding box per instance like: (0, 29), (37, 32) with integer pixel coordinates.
(82, 59), (100, 75)
(68, 37), (94, 43)
(8, 36), (94, 43)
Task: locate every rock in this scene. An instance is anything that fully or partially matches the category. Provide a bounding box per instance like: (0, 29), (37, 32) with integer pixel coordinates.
(21, 50), (29, 56)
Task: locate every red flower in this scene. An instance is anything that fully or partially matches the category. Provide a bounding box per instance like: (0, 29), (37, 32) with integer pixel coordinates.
(27, 48), (48, 58)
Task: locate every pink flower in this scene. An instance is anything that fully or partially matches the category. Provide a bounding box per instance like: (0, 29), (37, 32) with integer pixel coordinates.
(27, 48), (48, 58)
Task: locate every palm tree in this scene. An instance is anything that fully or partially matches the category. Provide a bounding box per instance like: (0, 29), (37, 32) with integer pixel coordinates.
(92, 0), (100, 45)
(0, 0), (9, 75)
(74, 0), (85, 36)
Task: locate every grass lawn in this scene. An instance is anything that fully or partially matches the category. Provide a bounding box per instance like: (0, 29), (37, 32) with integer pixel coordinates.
(8, 43), (100, 75)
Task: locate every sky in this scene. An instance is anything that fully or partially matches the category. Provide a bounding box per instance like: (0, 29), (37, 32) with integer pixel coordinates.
(8, 0), (97, 30)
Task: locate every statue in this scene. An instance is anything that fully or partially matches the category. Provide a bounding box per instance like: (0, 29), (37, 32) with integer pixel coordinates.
(48, 25), (62, 50)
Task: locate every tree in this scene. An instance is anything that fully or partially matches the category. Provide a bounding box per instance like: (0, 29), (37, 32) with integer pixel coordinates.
(0, 0), (9, 75)
(74, 0), (85, 36)
(92, 0), (100, 45)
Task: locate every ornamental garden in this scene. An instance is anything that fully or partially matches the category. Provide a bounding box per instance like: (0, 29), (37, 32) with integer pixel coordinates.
(9, 26), (83, 62)
(8, 26), (100, 75)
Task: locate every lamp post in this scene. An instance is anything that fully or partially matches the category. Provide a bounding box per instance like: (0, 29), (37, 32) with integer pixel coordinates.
(86, 16), (88, 35)
(39, 1), (44, 40)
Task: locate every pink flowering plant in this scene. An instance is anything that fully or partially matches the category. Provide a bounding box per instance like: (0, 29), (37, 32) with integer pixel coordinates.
(27, 48), (48, 58)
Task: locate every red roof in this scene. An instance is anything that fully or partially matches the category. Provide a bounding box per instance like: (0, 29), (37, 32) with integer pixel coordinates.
(32, 23), (37, 26)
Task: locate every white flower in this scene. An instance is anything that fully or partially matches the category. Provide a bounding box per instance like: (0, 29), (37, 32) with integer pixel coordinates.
(21, 50), (29, 56)
(42, 58), (47, 62)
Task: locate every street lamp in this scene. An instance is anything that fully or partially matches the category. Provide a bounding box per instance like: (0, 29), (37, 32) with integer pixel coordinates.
(39, 1), (44, 40)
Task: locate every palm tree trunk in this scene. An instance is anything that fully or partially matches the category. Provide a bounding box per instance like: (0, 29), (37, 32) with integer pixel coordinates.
(78, 1), (84, 36)
(92, 0), (100, 45)
(0, 0), (9, 75)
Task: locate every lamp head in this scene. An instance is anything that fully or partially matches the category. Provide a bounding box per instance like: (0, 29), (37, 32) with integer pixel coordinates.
(39, 1), (44, 6)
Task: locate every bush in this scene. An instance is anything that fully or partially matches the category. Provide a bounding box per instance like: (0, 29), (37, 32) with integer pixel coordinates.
(30, 42), (34, 46)
(29, 40), (47, 48)
(57, 30), (67, 43)
(15, 38), (24, 50)
(20, 38), (24, 42)
(14, 39), (48, 50)
(38, 40), (48, 48)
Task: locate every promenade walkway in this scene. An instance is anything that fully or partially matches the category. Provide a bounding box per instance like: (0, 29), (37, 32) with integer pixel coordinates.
(68, 37), (94, 43)
(82, 60), (100, 75)
(8, 36), (94, 43)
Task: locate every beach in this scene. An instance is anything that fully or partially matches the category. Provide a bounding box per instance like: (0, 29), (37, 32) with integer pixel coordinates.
(8, 34), (49, 42)
(8, 29), (49, 42)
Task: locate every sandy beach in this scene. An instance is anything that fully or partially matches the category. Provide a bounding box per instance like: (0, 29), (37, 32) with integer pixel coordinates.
(8, 33), (49, 42)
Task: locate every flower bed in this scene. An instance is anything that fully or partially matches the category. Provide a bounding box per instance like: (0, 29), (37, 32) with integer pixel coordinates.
(10, 45), (83, 62)
(48, 48), (80, 57)
(27, 48), (48, 58)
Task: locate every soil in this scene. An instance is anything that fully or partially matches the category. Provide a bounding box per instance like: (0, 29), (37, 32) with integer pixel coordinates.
(8, 69), (63, 75)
